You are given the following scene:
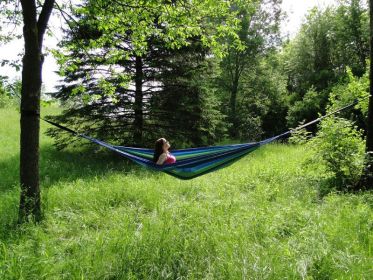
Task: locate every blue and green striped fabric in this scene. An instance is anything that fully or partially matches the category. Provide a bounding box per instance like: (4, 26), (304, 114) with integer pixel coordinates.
(80, 134), (286, 180)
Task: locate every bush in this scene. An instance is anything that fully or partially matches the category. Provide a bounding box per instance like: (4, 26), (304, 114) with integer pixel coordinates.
(307, 117), (365, 191)
(327, 67), (369, 130)
(0, 92), (16, 109)
(0, 79), (18, 109)
(288, 121), (313, 145)
(0, 92), (12, 108)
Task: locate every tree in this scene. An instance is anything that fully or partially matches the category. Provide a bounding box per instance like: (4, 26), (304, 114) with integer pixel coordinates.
(0, 0), (252, 222)
(218, 0), (282, 138)
(282, 8), (336, 96)
(48, 11), (154, 148)
(48, 1), (233, 148)
(232, 53), (288, 140)
(17, 0), (55, 222)
(366, 0), (373, 186)
(148, 41), (226, 147)
(282, 2), (369, 129)
(1, 0), (56, 222)
(334, 0), (369, 77)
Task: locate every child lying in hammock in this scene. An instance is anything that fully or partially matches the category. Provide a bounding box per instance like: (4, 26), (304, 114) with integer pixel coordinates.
(153, 138), (176, 165)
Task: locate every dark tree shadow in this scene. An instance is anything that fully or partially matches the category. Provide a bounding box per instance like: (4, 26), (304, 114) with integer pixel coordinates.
(0, 144), (155, 193)
(39, 145), (152, 187)
(0, 144), (159, 241)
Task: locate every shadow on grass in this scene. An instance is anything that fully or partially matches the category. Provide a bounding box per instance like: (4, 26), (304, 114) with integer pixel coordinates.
(0, 143), (157, 241)
(0, 143), (153, 194)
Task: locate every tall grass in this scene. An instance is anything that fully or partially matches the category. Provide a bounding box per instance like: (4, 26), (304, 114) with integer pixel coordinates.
(0, 107), (372, 279)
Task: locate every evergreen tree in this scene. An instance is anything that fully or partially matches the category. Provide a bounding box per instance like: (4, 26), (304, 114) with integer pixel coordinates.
(149, 41), (226, 147)
(49, 6), (226, 149)
(48, 13), (157, 148)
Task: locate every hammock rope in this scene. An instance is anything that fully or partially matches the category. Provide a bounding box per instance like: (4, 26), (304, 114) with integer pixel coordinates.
(39, 97), (368, 180)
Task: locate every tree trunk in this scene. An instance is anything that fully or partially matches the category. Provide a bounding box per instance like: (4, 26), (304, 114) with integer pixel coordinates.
(133, 56), (143, 145)
(229, 73), (239, 138)
(19, 0), (54, 222)
(351, 0), (367, 73)
(366, 0), (373, 188)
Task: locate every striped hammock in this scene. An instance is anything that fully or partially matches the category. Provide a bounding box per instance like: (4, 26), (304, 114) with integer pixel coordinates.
(42, 98), (364, 180)
(78, 134), (283, 180)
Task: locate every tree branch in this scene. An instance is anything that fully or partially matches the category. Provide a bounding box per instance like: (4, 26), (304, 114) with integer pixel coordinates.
(37, 0), (55, 48)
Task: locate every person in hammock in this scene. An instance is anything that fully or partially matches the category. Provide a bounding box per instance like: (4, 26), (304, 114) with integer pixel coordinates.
(153, 138), (176, 165)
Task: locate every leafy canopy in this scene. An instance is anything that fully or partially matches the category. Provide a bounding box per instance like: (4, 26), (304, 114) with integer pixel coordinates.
(70, 0), (247, 58)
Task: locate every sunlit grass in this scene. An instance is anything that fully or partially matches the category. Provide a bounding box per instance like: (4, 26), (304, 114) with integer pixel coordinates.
(0, 107), (372, 279)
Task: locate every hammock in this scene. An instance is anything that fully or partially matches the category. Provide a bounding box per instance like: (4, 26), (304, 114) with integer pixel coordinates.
(42, 99), (364, 180)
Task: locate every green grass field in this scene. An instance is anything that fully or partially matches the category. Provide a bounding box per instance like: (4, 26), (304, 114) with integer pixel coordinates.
(0, 107), (372, 279)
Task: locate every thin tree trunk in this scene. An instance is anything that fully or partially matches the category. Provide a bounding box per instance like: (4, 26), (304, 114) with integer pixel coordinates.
(351, 0), (367, 72)
(19, 0), (54, 222)
(229, 71), (240, 138)
(133, 56), (143, 145)
(366, 0), (373, 187)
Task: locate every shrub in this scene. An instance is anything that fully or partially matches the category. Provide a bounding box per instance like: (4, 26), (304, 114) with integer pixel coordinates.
(0, 92), (11, 108)
(288, 120), (313, 145)
(0, 79), (19, 109)
(307, 117), (365, 191)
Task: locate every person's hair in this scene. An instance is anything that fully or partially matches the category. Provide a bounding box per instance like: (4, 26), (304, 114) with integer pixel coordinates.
(153, 138), (166, 163)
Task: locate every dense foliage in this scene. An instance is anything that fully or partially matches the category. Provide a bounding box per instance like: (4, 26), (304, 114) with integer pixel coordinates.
(0, 79), (11, 108)
(282, 0), (369, 128)
(217, 0), (284, 138)
(308, 117), (366, 191)
(48, 0), (371, 150)
(48, 0), (247, 148)
(0, 78), (20, 108)
(304, 66), (369, 192)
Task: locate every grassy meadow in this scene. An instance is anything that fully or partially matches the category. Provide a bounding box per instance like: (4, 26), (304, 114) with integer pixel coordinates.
(0, 107), (372, 279)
